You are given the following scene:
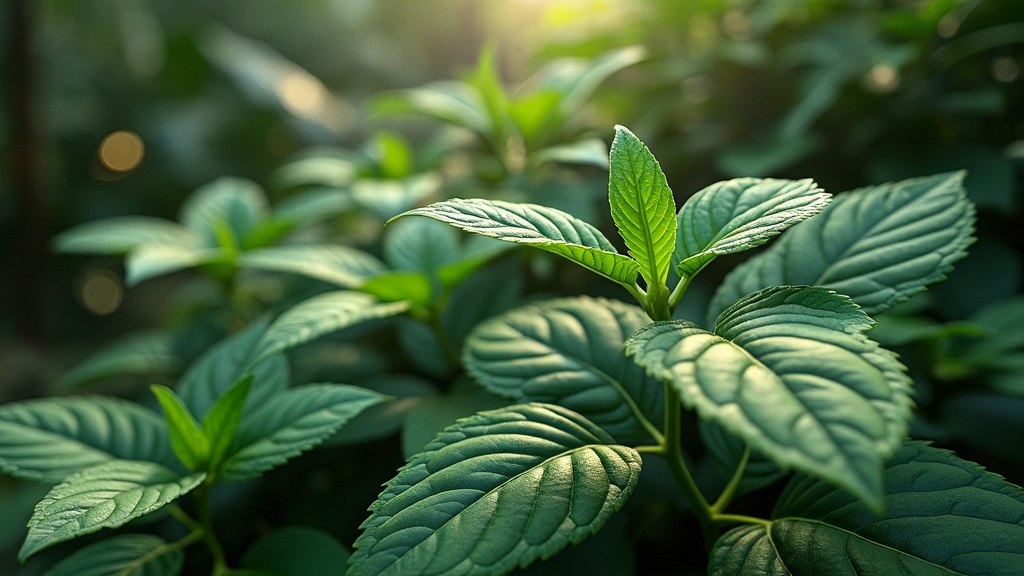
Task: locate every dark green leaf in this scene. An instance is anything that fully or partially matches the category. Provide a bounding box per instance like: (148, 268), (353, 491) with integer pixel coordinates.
(55, 330), (182, 389)
(41, 534), (184, 576)
(240, 526), (350, 576)
(350, 403), (642, 576)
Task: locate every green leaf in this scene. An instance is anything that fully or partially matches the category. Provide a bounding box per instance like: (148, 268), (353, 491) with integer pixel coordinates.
(463, 296), (663, 445)
(528, 138), (609, 170)
(255, 291), (410, 362)
(369, 81), (490, 134)
(674, 178), (829, 277)
(55, 330), (182, 389)
(607, 125), (676, 289)
(358, 272), (433, 308)
(540, 46), (646, 126)
(20, 461), (205, 562)
(178, 177), (269, 249)
(240, 526), (350, 576)
(177, 317), (287, 420)
(627, 286), (913, 511)
(393, 198), (640, 288)
(124, 244), (224, 286)
(150, 386), (209, 472)
(383, 217), (461, 274)
(41, 534), (184, 576)
(0, 397), (175, 483)
(201, 375), (253, 469)
(239, 244), (387, 288)
(219, 384), (386, 481)
(51, 217), (200, 255)
(349, 403), (642, 576)
(709, 171), (976, 322)
(710, 441), (1024, 576)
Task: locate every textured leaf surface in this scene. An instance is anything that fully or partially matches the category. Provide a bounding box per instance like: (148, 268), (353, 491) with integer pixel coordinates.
(627, 286), (912, 510)
(709, 441), (1024, 576)
(709, 171), (975, 322)
(463, 296), (663, 445)
(220, 384), (386, 481)
(349, 403), (642, 576)
(0, 397), (175, 483)
(51, 217), (199, 255)
(674, 178), (829, 277)
(255, 291), (411, 362)
(20, 461), (204, 561)
(42, 534), (184, 576)
(608, 125), (676, 288)
(393, 199), (640, 287)
(240, 244), (387, 288)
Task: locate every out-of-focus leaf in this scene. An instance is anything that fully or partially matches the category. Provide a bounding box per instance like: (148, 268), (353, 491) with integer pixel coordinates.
(51, 217), (199, 255)
(240, 244), (387, 288)
(41, 534), (184, 576)
(56, 330), (182, 389)
(240, 526), (350, 576)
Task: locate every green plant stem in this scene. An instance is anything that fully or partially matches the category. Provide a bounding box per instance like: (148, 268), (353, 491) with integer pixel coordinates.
(710, 446), (751, 514)
(668, 273), (693, 312)
(712, 513), (771, 528)
(662, 382), (718, 552)
(193, 482), (230, 576)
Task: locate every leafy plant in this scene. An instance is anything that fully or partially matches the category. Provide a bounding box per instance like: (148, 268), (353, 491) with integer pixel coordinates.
(345, 125), (1024, 575)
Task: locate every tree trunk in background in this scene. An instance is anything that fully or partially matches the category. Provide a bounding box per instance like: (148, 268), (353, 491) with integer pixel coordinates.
(9, 0), (50, 346)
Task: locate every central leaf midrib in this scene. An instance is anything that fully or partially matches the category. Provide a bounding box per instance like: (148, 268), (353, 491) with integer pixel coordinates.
(622, 148), (662, 285)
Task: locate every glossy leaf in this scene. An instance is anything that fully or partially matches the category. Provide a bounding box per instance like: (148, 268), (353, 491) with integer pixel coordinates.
(20, 461), (205, 561)
(51, 217), (199, 255)
(608, 125), (677, 289)
(463, 296), (663, 445)
(41, 534), (184, 576)
(709, 171), (975, 322)
(219, 384), (386, 481)
(710, 441), (1024, 576)
(627, 286), (912, 510)
(349, 403), (642, 576)
(0, 397), (175, 483)
(674, 178), (829, 277)
(150, 385), (208, 472)
(255, 291), (411, 362)
(239, 244), (387, 288)
(393, 198), (640, 288)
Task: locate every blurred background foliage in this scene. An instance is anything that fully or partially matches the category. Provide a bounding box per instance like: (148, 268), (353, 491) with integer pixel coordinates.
(2, 0), (1023, 574)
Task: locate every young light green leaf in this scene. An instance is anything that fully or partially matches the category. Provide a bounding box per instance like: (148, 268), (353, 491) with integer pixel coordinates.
(349, 403), (642, 576)
(254, 291), (411, 362)
(708, 171), (976, 322)
(710, 441), (1024, 576)
(55, 330), (182, 390)
(608, 125), (676, 288)
(219, 384), (386, 481)
(51, 217), (200, 255)
(201, 375), (253, 469)
(239, 244), (388, 288)
(674, 178), (829, 277)
(0, 397), (176, 483)
(392, 198), (640, 288)
(41, 534), (184, 576)
(150, 386), (209, 472)
(19, 461), (205, 562)
(178, 177), (269, 249)
(463, 296), (664, 445)
(626, 286), (913, 511)
(177, 316), (287, 420)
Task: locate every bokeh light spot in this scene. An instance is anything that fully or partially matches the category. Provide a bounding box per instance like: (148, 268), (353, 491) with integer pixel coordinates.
(992, 56), (1020, 83)
(76, 268), (124, 315)
(98, 131), (145, 172)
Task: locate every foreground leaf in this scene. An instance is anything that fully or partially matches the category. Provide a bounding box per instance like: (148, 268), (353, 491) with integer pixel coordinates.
(463, 296), (663, 445)
(20, 461), (205, 561)
(42, 534), (184, 576)
(674, 177), (829, 277)
(349, 403), (642, 576)
(627, 286), (912, 511)
(709, 171), (975, 322)
(219, 384), (387, 481)
(0, 397), (175, 483)
(607, 125), (676, 289)
(710, 441), (1024, 576)
(392, 199), (640, 288)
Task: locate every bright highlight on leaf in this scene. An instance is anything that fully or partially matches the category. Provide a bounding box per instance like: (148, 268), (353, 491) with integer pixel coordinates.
(627, 286), (913, 511)
(391, 198), (640, 288)
(710, 441), (1024, 576)
(349, 403), (642, 576)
